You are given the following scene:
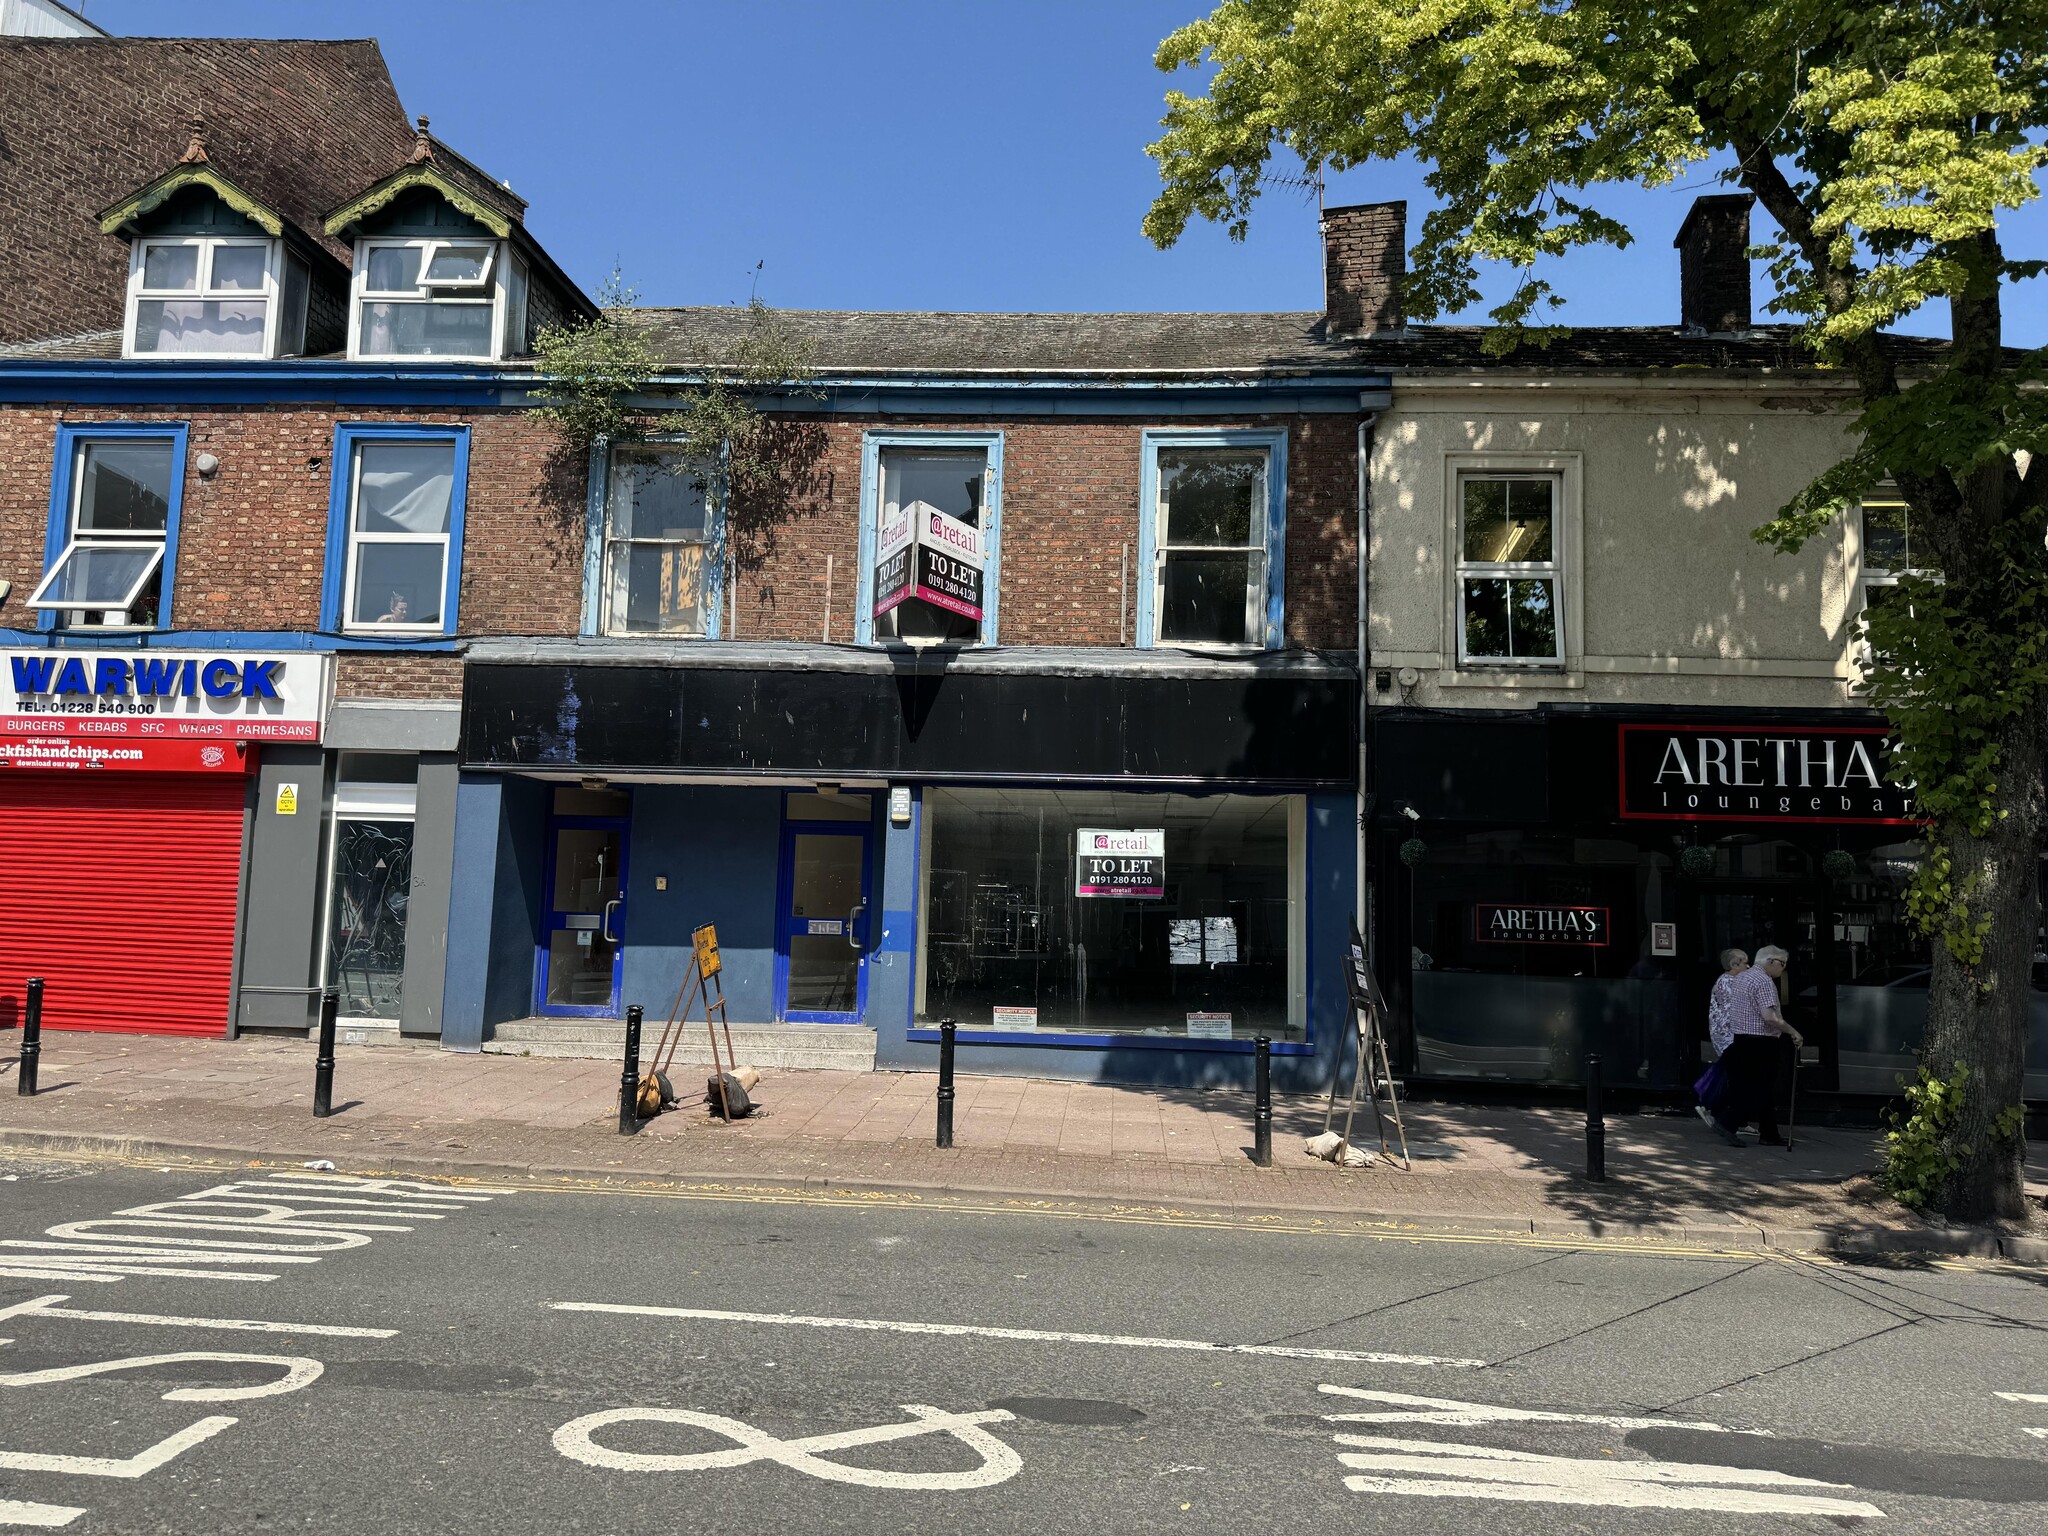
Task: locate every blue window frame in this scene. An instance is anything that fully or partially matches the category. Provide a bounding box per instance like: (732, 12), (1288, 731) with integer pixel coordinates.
(855, 430), (1004, 646)
(321, 423), (470, 637)
(1136, 428), (1288, 650)
(581, 442), (726, 638)
(34, 422), (189, 633)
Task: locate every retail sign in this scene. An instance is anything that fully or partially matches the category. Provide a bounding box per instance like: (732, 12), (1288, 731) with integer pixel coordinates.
(872, 499), (985, 623)
(2, 649), (328, 743)
(1475, 903), (1611, 946)
(1618, 723), (1918, 824)
(0, 736), (248, 772)
(1075, 827), (1165, 898)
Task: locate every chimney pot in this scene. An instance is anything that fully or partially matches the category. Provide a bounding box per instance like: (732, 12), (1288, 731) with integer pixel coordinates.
(1674, 194), (1754, 334)
(1321, 200), (1406, 337)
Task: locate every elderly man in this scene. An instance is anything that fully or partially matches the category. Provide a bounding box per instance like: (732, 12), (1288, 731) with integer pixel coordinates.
(1710, 944), (1803, 1148)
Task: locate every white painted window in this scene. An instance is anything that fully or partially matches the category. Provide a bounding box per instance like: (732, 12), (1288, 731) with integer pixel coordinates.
(1858, 491), (1941, 671)
(341, 439), (456, 633)
(350, 238), (505, 360)
(125, 236), (282, 357)
(1455, 472), (1564, 665)
(29, 436), (176, 628)
(602, 448), (715, 636)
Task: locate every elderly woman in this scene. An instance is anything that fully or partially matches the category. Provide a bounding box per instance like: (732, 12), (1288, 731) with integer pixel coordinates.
(1694, 948), (1748, 1129)
(1709, 944), (1804, 1147)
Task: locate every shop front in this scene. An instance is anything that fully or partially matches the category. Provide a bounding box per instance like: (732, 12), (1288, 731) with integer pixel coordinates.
(0, 647), (329, 1036)
(1370, 706), (2048, 1101)
(444, 643), (1358, 1087)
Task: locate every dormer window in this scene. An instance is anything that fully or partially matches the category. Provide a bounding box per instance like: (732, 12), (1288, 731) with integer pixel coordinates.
(353, 237), (516, 360)
(125, 236), (294, 357)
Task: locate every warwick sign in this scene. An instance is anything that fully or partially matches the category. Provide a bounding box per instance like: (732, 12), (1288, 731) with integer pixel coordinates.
(1618, 723), (1918, 825)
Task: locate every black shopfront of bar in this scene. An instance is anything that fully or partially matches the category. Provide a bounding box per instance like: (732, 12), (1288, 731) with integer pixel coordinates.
(1368, 705), (2048, 1102)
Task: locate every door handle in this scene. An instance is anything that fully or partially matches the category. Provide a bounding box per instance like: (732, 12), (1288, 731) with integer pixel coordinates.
(601, 898), (621, 945)
(846, 901), (866, 951)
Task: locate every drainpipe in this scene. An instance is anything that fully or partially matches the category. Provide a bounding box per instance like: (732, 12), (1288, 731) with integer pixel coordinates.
(1356, 406), (1381, 941)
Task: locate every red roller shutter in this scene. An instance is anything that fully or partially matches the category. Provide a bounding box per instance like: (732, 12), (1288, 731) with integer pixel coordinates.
(0, 771), (249, 1038)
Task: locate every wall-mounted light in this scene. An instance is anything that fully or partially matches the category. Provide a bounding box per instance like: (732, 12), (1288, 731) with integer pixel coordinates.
(195, 453), (220, 478)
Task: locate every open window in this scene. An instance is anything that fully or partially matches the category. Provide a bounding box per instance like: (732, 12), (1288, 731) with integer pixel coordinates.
(29, 429), (183, 630)
(1455, 472), (1564, 666)
(352, 238), (510, 359)
(126, 236), (280, 357)
(1138, 430), (1286, 649)
(859, 433), (1002, 646)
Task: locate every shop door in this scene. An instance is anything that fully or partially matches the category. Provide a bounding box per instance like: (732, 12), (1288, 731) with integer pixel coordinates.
(775, 820), (872, 1022)
(0, 771), (247, 1037)
(537, 814), (628, 1017)
(1694, 882), (1831, 1077)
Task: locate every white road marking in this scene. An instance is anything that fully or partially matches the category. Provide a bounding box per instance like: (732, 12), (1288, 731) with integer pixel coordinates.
(554, 1404), (1022, 1491)
(0, 1294), (395, 1338)
(1333, 1436), (1886, 1516)
(0, 1351), (322, 1402)
(1995, 1392), (2048, 1403)
(1318, 1385), (1764, 1435)
(0, 1497), (85, 1529)
(549, 1302), (1484, 1368)
(2025, 1428), (2048, 1440)
(0, 1417), (238, 1477)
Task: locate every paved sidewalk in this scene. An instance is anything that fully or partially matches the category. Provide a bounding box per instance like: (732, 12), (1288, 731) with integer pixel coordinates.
(2, 1030), (2042, 1259)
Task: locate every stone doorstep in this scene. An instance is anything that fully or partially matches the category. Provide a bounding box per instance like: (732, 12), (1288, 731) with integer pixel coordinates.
(0, 1122), (2035, 1266)
(481, 1018), (877, 1071)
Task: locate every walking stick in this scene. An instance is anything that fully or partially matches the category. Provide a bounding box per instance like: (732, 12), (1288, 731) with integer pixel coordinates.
(1785, 1041), (1800, 1152)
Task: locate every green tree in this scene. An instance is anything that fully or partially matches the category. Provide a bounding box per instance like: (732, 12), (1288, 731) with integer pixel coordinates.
(1146, 1), (2047, 1220)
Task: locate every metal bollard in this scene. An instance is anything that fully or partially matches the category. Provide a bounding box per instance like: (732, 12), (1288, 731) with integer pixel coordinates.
(619, 1004), (643, 1135)
(1585, 1051), (1606, 1182)
(936, 1018), (956, 1148)
(17, 977), (43, 1097)
(1253, 1035), (1273, 1166)
(312, 986), (338, 1118)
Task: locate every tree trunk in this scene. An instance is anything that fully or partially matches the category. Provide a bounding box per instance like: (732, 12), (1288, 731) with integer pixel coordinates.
(1921, 703), (2046, 1222)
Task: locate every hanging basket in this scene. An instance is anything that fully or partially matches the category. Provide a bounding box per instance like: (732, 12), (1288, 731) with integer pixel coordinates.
(1822, 848), (1857, 883)
(1398, 837), (1428, 868)
(1679, 845), (1714, 878)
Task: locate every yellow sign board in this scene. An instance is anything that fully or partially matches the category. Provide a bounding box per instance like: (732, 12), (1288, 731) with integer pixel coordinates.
(693, 923), (721, 979)
(275, 782), (299, 816)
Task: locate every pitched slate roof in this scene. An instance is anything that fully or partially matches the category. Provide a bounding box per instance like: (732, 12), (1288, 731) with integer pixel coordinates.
(0, 37), (415, 345)
(625, 307), (1951, 380)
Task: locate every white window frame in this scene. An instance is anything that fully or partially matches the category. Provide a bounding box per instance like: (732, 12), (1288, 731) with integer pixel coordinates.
(600, 446), (720, 638)
(1450, 465), (1572, 669)
(28, 433), (179, 630)
(1856, 491), (1939, 674)
(348, 237), (507, 362)
(339, 438), (455, 637)
(1137, 428), (1287, 652)
(123, 235), (281, 359)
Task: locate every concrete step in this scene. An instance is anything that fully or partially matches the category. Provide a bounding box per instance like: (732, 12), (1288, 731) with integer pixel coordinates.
(482, 1018), (876, 1071)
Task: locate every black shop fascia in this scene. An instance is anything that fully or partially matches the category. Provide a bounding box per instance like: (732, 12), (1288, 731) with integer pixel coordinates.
(1363, 704), (1970, 1101)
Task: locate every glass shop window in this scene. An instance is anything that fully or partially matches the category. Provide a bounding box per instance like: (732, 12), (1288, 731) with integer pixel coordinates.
(325, 753), (419, 1024)
(918, 788), (1305, 1040)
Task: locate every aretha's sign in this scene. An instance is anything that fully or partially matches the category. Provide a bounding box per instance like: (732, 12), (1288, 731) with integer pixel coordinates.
(1475, 903), (1611, 946)
(1618, 724), (1918, 825)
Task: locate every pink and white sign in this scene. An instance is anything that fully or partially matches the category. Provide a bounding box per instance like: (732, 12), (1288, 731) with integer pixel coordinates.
(872, 500), (985, 623)
(1075, 827), (1165, 899)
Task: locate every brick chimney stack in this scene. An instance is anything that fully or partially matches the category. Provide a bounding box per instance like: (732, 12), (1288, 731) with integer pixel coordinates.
(1674, 193), (1755, 334)
(1321, 200), (1406, 337)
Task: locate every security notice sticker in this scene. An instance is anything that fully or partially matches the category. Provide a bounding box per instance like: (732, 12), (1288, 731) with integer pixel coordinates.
(1075, 828), (1165, 898)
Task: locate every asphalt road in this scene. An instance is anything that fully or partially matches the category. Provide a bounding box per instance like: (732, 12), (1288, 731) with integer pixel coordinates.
(1, 1149), (2045, 1534)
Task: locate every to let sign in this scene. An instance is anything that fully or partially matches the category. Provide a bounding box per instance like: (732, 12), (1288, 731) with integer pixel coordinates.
(1476, 903), (1611, 946)
(872, 500), (985, 624)
(1618, 723), (1918, 824)
(1076, 827), (1165, 898)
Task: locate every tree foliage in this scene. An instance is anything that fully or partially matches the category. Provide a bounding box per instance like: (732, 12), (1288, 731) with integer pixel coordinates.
(528, 268), (815, 493)
(1146, 1), (2048, 1220)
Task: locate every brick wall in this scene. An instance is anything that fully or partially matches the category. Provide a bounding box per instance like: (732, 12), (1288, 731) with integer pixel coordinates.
(725, 413), (1360, 649)
(1321, 201), (1406, 337)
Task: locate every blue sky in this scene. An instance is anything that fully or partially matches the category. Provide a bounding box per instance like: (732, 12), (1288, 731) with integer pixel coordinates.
(89, 0), (2044, 343)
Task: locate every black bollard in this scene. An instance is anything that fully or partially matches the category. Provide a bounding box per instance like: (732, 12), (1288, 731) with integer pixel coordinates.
(619, 1004), (643, 1135)
(312, 986), (338, 1118)
(936, 1018), (956, 1148)
(17, 977), (43, 1097)
(1585, 1051), (1606, 1182)
(1253, 1035), (1273, 1166)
